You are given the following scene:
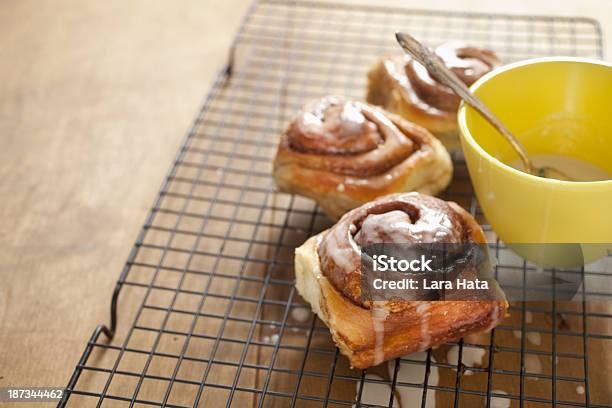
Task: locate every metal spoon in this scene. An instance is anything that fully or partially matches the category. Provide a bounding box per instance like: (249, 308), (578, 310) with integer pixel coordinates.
(395, 32), (563, 179)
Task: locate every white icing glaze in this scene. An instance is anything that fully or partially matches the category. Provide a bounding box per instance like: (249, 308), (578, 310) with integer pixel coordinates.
(384, 44), (498, 117)
(356, 373), (399, 407)
(416, 303), (431, 349)
(525, 354), (542, 374)
(435, 42), (496, 83)
(291, 307), (311, 323)
(510, 154), (610, 182)
(446, 346), (459, 365)
(293, 97), (382, 155)
(354, 208), (461, 246)
(446, 345), (486, 370)
(354, 211), (407, 244)
(512, 329), (541, 346)
(297, 100), (372, 140)
(490, 390), (510, 408)
(371, 304), (389, 366)
(413, 206), (461, 243)
(484, 302), (501, 332)
(323, 225), (358, 272)
(416, 303), (430, 314)
(300, 111), (320, 129)
(262, 334), (279, 344)
(525, 332), (542, 346)
(338, 101), (369, 135)
(387, 352), (438, 408)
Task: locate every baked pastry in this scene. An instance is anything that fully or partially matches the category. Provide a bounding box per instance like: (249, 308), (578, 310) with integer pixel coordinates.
(367, 42), (501, 149)
(295, 192), (507, 369)
(273, 96), (452, 220)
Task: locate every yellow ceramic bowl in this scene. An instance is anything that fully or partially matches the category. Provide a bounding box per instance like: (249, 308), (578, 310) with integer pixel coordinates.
(458, 57), (612, 265)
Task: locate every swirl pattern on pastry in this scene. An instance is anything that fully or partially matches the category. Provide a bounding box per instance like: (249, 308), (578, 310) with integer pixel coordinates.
(294, 192), (508, 368)
(285, 97), (415, 176)
(273, 96), (452, 219)
(367, 42), (500, 147)
(404, 43), (500, 113)
(319, 193), (476, 306)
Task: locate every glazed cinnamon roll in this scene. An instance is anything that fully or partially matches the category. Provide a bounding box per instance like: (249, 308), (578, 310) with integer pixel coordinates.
(295, 192), (507, 369)
(367, 42), (501, 149)
(273, 96), (452, 219)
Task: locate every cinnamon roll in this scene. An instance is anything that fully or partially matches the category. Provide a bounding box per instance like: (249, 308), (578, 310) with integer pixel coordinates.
(367, 42), (501, 149)
(273, 96), (452, 220)
(295, 192), (507, 369)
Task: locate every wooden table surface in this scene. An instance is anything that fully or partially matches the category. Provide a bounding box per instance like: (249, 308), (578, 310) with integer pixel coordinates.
(0, 0), (610, 404)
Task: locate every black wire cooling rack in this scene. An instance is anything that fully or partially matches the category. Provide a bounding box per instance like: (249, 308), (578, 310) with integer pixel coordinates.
(59, 1), (610, 407)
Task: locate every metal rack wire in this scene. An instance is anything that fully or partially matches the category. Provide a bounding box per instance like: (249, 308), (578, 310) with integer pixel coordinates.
(59, 1), (610, 407)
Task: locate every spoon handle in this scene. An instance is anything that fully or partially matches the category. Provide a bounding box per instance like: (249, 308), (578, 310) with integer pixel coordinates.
(395, 32), (534, 174)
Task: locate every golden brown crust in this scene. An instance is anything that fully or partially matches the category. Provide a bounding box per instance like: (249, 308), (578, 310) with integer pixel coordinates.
(366, 42), (500, 149)
(273, 96), (452, 219)
(294, 193), (508, 369)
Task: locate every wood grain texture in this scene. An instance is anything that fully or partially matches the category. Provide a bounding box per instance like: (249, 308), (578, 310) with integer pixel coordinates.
(0, 0), (249, 400)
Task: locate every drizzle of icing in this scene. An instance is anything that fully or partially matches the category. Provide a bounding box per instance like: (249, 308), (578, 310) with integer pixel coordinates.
(371, 304), (389, 366)
(354, 206), (462, 246)
(317, 193), (470, 307)
(415, 303), (430, 314)
(323, 223), (358, 273)
(525, 354), (542, 374)
(283, 95), (421, 180)
(514, 329), (542, 347)
(355, 373), (400, 407)
(403, 42), (500, 113)
(446, 345), (486, 373)
(291, 307), (311, 323)
(262, 334), (279, 344)
(387, 352), (438, 408)
(292, 99), (381, 155)
(416, 303), (431, 349)
(490, 390), (510, 408)
(484, 302), (501, 332)
(525, 332), (542, 346)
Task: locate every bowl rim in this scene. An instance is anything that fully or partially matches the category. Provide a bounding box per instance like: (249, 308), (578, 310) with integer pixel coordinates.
(457, 56), (612, 185)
